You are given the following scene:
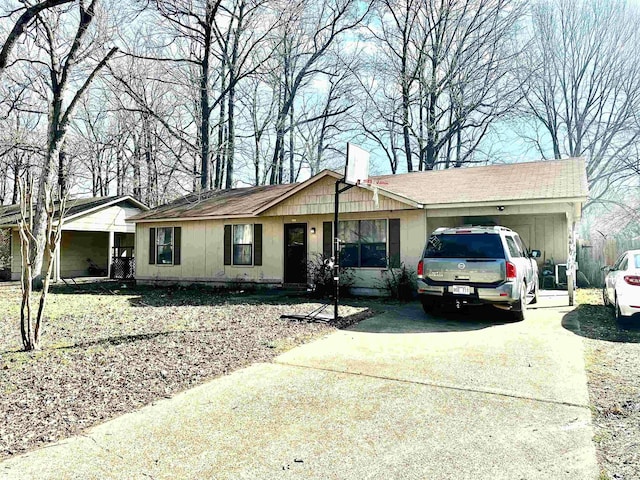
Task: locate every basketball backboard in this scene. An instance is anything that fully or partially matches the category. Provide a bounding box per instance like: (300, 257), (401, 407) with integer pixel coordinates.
(344, 143), (370, 186)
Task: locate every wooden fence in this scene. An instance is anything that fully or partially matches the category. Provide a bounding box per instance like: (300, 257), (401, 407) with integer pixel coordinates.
(578, 236), (640, 287)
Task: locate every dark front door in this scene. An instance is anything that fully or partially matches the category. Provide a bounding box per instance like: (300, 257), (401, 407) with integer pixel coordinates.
(284, 223), (307, 284)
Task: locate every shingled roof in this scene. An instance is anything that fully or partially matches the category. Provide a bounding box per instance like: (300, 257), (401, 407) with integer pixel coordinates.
(374, 157), (588, 206)
(129, 183), (298, 221)
(0, 196), (146, 227)
(130, 158), (589, 222)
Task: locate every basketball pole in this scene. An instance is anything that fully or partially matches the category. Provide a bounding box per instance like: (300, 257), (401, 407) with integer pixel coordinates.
(334, 142), (368, 323)
(334, 177), (354, 322)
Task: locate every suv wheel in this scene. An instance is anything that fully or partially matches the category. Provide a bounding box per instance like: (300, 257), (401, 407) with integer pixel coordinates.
(529, 277), (539, 305)
(512, 285), (527, 321)
(421, 298), (437, 314)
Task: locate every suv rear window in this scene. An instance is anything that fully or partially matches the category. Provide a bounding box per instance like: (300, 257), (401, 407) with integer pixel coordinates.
(424, 234), (505, 259)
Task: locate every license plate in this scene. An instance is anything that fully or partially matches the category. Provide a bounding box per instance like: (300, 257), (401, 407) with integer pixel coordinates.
(452, 285), (471, 295)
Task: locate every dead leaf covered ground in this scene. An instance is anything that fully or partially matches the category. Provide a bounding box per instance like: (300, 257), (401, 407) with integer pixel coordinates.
(0, 282), (370, 459)
(573, 289), (640, 480)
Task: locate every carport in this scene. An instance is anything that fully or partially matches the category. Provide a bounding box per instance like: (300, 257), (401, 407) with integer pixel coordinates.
(378, 158), (588, 304)
(0, 196), (147, 281)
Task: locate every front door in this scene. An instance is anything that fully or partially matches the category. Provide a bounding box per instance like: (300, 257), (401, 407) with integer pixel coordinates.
(284, 223), (307, 284)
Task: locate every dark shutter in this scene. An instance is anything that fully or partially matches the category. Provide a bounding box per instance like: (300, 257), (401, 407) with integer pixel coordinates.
(254, 224), (263, 266)
(323, 222), (333, 259)
(173, 227), (181, 265)
(389, 219), (401, 268)
(224, 225), (232, 265)
(149, 228), (156, 265)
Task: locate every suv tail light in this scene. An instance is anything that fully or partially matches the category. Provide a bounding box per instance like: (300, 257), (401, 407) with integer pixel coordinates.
(417, 260), (424, 278)
(624, 275), (640, 286)
(506, 261), (517, 281)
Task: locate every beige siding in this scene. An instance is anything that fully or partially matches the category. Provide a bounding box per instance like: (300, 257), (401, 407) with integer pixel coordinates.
(65, 205), (139, 232)
(136, 217), (285, 283)
(60, 231), (109, 277)
(134, 201), (576, 291)
(135, 209), (427, 288)
(263, 176), (413, 217)
(10, 229), (20, 280)
(10, 228), (56, 280)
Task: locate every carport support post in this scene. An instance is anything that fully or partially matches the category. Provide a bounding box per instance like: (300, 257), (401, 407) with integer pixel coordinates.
(53, 235), (61, 283)
(107, 231), (114, 279)
(567, 219), (577, 306)
(334, 181), (340, 322)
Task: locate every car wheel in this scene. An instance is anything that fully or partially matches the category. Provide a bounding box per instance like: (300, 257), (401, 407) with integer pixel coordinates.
(421, 298), (437, 314)
(614, 296), (627, 323)
(602, 287), (610, 307)
(512, 285), (527, 321)
(530, 277), (539, 305)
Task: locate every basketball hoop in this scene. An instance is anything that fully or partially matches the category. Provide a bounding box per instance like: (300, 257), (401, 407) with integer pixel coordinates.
(345, 143), (370, 186)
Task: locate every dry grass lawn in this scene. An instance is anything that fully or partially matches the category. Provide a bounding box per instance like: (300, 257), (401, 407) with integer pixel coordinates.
(0, 282), (369, 459)
(575, 289), (640, 480)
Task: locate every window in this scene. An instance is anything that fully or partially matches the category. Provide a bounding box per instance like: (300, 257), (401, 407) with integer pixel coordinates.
(505, 236), (522, 258)
(339, 219), (387, 267)
(620, 257), (628, 271)
(635, 254), (640, 269)
(613, 254), (627, 270)
(424, 234), (505, 259)
(514, 235), (528, 256)
(233, 224), (253, 266)
(156, 227), (173, 264)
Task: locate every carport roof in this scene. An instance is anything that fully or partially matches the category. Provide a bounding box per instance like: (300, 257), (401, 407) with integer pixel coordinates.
(0, 196), (147, 227)
(373, 157), (588, 206)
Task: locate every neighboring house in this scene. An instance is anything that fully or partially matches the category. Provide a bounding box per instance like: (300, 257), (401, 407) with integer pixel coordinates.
(129, 158), (588, 294)
(0, 196), (148, 281)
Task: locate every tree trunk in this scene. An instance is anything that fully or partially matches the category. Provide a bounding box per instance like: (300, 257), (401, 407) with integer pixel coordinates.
(30, 97), (63, 285)
(199, 23), (213, 191)
(288, 102), (294, 183)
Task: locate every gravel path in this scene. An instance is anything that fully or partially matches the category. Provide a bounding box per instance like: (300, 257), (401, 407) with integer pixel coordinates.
(0, 283), (370, 459)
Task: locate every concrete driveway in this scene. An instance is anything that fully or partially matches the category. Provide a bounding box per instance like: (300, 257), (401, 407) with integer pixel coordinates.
(1, 294), (597, 479)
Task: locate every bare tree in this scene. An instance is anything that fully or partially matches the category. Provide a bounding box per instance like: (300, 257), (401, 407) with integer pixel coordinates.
(519, 0), (640, 202)
(33, 2), (116, 283)
(17, 177), (66, 351)
(363, 0), (524, 172)
(127, 0), (279, 191)
(267, 0), (371, 184)
(0, 0), (75, 75)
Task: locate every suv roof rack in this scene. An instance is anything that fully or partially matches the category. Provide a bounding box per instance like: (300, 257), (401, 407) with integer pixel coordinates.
(432, 226), (514, 234)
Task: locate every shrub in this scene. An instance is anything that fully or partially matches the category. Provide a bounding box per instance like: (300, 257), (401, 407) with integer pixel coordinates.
(379, 262), (416, 300)
(307, 253), (355, 298)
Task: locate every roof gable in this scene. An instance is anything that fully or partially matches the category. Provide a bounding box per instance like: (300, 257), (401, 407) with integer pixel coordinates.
(259, 174), (416, 217)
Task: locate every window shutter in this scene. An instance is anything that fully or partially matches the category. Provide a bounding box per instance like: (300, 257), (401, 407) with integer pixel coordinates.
(323, 222), (333, 259)
(389, 219), (401, 268)
(148, 228), (156, 265)
(224, 225), (232, 265)
(173, 227), (181, 265)
(254, 224), (263, 266)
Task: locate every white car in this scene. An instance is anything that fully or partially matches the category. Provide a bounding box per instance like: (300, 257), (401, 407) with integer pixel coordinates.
(603, 249), (640, 321)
